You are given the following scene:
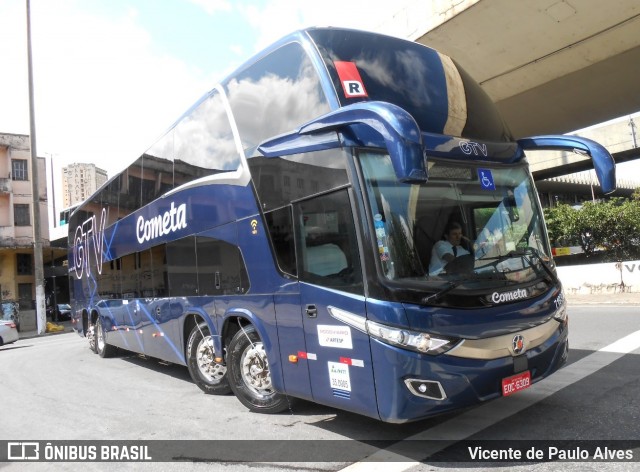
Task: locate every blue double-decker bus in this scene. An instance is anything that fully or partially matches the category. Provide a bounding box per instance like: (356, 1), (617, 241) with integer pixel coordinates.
(69, 27), (615, 423)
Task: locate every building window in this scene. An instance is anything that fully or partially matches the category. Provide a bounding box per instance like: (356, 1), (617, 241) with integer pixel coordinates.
(17, 254), (33, 275)
(14, 204), (30, 226)
(11, 160), (28, 181)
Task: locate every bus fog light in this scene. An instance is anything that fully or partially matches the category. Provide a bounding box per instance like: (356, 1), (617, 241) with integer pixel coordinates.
(404, 379), (447, 400)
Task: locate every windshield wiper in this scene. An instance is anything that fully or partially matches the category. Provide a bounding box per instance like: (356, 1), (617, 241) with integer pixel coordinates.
(478, 247), (558, 285)
(422, 281), (463, 304)
(518, 247), (559, 285)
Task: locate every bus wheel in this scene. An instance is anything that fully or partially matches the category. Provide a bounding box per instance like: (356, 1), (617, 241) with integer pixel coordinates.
(227, 325), (289, 414)
(187, 322), (231, 395)
(96, 316), (116, 358)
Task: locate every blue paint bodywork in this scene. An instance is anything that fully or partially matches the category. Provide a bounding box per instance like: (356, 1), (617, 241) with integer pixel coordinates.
(69, 27), (611, 423)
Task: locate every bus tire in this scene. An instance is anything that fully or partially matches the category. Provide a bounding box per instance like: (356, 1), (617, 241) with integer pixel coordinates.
(95, 316), (116, 358)
(227, 325), (289, 414)
(186, 322), (231, 395)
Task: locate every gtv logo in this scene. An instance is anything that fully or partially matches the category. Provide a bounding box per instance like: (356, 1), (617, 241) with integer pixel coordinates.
(459, 140), (488, 157)
(72, 208), (107, 280)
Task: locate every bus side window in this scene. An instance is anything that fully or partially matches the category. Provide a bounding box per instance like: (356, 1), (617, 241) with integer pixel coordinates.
(265, 206), (297, 276)
(294, 189), (363, 295)
(196, 235), (250, 296)
(166, 237), (199, 297)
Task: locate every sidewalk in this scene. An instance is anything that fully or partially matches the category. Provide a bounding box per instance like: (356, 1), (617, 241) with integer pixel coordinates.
(18, 319), (75, 340)
(565, 290), (640, 306)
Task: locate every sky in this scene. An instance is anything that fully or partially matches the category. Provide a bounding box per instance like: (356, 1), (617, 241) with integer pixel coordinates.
(0, 0), (406, 232)
(1, 0), (639, 235)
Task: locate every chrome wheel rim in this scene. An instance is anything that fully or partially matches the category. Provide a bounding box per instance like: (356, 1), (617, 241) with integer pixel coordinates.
(196, 336), (226, 382)
(88, 325), (96, 351)
(96, 322), (105, 351)
(240, 342), (273, 396)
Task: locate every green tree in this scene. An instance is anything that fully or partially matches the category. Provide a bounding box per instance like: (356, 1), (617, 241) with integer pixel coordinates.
(544, 198), (640, 261)
(543, 204), (580, 248)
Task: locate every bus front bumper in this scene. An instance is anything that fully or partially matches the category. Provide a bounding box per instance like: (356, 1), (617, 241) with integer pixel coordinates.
(371, 319), (568, 423)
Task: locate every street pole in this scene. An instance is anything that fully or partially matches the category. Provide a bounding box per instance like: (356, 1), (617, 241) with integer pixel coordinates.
(50, 153), (57, 228)
(26, 0), (46, 334)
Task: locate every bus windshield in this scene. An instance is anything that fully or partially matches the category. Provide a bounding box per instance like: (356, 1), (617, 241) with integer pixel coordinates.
(359, 151), (553, 302)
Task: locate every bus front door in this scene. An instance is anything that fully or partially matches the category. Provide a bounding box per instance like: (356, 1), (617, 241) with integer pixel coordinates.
(294, 190), (379, 418)
(299, 283), (377, 418)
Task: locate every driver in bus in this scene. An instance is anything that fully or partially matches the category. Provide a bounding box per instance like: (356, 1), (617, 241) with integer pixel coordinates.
(428, 221), (471, 275)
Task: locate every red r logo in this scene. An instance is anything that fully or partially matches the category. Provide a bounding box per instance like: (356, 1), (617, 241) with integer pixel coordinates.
(335, 61), (368, 98)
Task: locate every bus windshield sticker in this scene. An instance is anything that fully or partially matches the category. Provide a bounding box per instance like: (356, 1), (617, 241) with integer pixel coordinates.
(328, 361), (352, 392)
(477, 168), (496, 191)
(374, 214), (390, 262)
(334, 61), (368, 98)
(318, 325), (353, 349)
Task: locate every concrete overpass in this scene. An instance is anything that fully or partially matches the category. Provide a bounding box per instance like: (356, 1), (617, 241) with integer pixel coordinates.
(382, 0), (640, 137)
(382, 0), (640, 138)
(378, 0), (640, 191)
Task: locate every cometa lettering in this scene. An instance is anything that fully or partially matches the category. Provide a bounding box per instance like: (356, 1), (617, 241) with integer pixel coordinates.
(491, 288), (528, 304)
(136, 202), (187, 244)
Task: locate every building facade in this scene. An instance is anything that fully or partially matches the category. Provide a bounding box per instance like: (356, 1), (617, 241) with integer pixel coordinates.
(0, 133), (50, 310)
(62, 162), (108, 208)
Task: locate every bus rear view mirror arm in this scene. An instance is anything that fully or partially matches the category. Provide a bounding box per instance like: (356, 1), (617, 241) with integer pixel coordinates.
(517, 135), (616, 194)
(258, 101), (428, 183)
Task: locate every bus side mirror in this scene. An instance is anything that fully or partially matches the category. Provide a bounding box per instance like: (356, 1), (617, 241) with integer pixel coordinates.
(517, 135), (616, 194)
(258, 101), (428, 183)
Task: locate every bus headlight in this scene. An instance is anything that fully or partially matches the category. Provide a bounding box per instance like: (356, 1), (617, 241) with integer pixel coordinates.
(365, 320), (458, 355)
(327, 305), (458, 355)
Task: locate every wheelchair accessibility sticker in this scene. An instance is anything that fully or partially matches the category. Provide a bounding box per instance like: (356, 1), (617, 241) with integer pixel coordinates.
(478, 169), (495, 190)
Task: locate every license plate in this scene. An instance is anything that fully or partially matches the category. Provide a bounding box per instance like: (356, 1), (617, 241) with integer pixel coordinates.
(502, 371), (531, 396)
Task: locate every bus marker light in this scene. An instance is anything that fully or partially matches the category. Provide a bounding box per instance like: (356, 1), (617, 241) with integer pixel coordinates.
(289, 355), (298, 363)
